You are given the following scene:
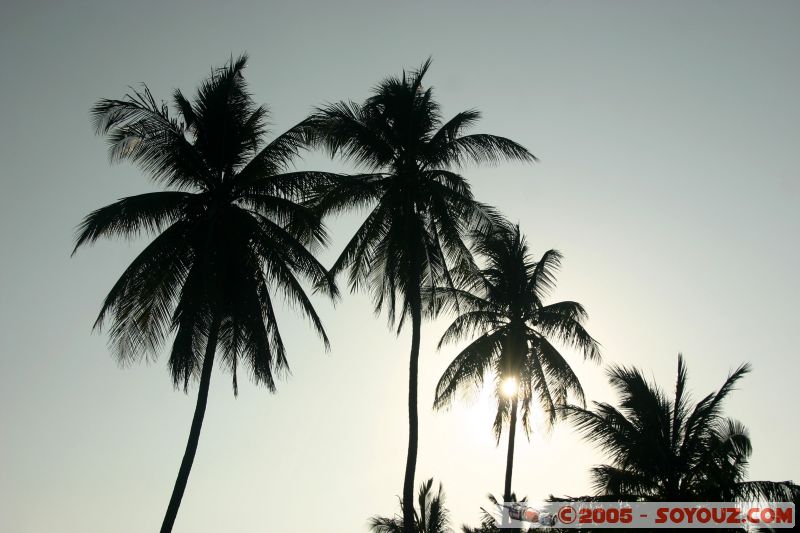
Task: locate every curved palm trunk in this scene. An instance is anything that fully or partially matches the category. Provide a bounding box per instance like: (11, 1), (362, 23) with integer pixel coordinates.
(402, 298), (422, 533)
(503, 398), (519, 502)
(160, 317), (220, 533)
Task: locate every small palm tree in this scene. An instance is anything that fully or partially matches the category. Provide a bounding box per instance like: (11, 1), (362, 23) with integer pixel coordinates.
(565, 355), (798, 502)
(308, 59), (535, 531)
(75, 55), (337, 532)
(370, 478), (453, 533)
(433, 220), (600, 502)
(461, 494), (525, 533)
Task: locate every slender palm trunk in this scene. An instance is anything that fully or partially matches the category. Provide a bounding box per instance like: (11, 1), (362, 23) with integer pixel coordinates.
(503, 398), (518, 502)
(160, 317), (220, 533)
(402, 297), (422, 533)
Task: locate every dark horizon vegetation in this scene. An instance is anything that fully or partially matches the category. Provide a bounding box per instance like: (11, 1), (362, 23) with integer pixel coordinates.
(74, 54), (798, 533)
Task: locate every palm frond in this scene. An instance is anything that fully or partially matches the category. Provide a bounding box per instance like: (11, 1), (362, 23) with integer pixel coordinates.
(434, 330), (505, 410)
(73, 191), (197, 254)
(536, 301), (601, 362)
(534, 334), (586, 407)
(91, 86), (212, 189)
(95, 221), (196, 364)
(308, 102), (396, 170)
(528, 249), (562, 303)
(671, 354), (690, 452)
(443, 134), (537, 167)
(235, 117), (319, 182)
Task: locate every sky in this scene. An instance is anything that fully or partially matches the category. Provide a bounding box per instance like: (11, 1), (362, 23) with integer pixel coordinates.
(1, 1), (799, 531)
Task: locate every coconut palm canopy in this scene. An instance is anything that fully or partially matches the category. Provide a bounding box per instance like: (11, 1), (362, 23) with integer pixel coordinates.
(77, 54), (336, 391)
(308, 59), (536, 325)
(565, 355), (799, 502)
(433, 220), (601, 437)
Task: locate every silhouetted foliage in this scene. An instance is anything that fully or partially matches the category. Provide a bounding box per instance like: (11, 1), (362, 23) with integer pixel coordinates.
(370, 478), (453, 533)
(74, 52), (797, 533)
(565, 355), (799, 502)
(307, 58), (535, 531)
(77, 54), (337, 532)
(433, 219), (600, 500)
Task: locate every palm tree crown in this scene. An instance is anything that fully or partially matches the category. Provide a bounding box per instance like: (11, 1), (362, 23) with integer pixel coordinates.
(370, 478), (453, 533)
(566, 355), (798, 502)
(75, 54), (337, 532)
(77, 54), (335, 391)
(434, 221), (601, 437)
(308, 58), (535, 324)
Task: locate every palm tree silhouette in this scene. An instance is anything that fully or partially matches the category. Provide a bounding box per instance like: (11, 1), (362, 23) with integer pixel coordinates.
(432, 220), (600, 503)
(307, 59), (535, 531)
(565, 355), (798, 502)
(74, 55), (337, 532)
(370, 478), (453, 533)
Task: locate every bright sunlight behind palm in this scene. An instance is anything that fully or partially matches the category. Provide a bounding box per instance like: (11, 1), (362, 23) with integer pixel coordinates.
(432, 220), (601, 502)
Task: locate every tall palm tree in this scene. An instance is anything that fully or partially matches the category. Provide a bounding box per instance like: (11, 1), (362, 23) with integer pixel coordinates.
(433, 220), (601, 503)
(370, 478), (453, 533)
(308, 59), (535, 530)
(74, 55), (337, 532)
(565, 355), (798, 502)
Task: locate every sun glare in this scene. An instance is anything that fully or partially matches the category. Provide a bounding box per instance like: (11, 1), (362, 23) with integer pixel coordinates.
(501, 377), (518, 398)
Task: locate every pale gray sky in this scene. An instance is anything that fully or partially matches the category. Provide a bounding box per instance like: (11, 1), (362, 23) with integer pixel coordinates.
(1, 1), (798, 532)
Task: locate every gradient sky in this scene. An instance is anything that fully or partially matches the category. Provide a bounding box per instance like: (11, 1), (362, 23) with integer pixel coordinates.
(1, 1), (799, 532)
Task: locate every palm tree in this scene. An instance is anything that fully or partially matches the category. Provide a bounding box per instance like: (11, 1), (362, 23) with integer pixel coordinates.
(370, 478), (452, 533)
(565, 355), (798, 502)
(433, 220), (601, 502)
(75, 55), (337, 532)
(307, 59), (535, 530)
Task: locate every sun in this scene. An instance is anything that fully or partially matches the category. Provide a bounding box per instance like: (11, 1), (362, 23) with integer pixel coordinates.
(501, 377), (518, 398)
